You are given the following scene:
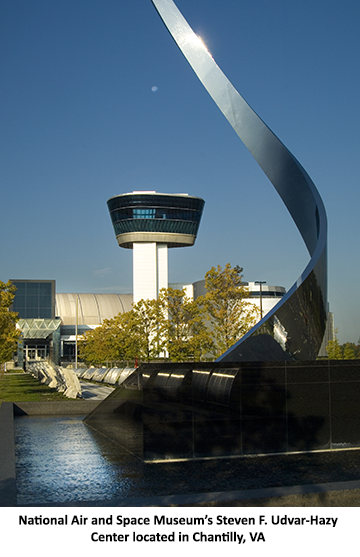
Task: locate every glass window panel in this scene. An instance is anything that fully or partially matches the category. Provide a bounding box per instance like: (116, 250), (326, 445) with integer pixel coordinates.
(41, 308), (52, 318)
(26, 308), (39, 318)
(39, 296), (52, 308)
(39, 283), (52, 295)
(108, 194), (204, 213)
(26, 283), (39, 294)
(27, 295), (39, 307)
(13, 282), (26, 293)
(13, 295), (26, 307)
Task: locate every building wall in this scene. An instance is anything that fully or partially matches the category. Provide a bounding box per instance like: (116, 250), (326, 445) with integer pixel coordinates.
(193, 279), (286, 318)
(14, 279), (333, 364)
(246, 281), (286, 316)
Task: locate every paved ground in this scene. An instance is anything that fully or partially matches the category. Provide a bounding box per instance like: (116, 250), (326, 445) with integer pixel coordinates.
(79, 380), (114, 400)
(29, 481), (360, 507)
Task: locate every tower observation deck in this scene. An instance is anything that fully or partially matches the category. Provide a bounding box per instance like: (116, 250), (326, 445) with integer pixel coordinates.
(107, 191), (205, 304)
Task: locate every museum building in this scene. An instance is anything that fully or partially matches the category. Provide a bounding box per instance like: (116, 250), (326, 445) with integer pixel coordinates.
(10, 278), (287, 367)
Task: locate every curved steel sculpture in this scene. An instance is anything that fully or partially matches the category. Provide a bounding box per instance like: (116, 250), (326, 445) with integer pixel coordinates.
(151, 0), (327, 361)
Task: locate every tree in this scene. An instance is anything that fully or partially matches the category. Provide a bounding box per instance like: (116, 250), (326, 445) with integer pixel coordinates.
(326, 329), (342, 359)
(159, 287), (213, 362)
(346, 342), (360, 359)
(79, 311), (139, 366)
(131, 297), (166, 361)
(201, 263), (260, 358)
(79, 263), (262, 365)
(325, 330), (360, 360)
(79, 317), (122, 366)
(0, 280), (21, 364)
(181, 298), (214, 361)
(79, 297), (166, 366)
(343, 342), (356, 360)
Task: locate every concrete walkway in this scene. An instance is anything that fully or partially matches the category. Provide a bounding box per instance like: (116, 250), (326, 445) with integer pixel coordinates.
(20, 479), (360, 507)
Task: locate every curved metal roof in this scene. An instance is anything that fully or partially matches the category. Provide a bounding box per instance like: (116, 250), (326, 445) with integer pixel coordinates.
(55, 293), (133, 326)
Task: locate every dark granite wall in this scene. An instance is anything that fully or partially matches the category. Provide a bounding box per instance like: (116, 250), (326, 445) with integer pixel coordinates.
(84, 360), (360, 461)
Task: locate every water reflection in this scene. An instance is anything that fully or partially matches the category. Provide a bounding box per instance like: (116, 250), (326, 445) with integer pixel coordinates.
(14, 415), (360, 505)
(15, 416), (140, 505)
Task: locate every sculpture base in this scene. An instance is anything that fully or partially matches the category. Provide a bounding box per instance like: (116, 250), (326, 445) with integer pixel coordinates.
(84, 360), (360, 462)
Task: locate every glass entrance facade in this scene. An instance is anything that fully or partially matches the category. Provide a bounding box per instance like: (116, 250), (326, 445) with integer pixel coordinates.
(11, 280), (59, 366)
(25, 344), (48, 361)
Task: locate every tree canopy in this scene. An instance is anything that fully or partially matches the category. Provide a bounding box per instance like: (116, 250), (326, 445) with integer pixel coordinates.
(200, 263), (260, 357)
(326, 329), (359, 360)
(0, 280), (21, 364)
(159, 287), (214, 362)
(79, 263), (261, 366)
(326, 335), (342, 359)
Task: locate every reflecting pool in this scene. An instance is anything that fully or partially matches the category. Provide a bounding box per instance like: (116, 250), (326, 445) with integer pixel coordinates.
(14, 415), (360, 506)
(15, 415), (143, 505)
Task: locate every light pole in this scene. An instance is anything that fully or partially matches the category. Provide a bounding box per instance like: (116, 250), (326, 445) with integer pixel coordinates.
(255, 281), (266, 319)
(75, 294), (78, 370)
(70, 296), (79, 369)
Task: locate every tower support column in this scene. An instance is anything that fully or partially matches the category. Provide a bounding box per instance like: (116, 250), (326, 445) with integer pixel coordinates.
(156, 243), (168, 297)
(133, 243), (168, 305)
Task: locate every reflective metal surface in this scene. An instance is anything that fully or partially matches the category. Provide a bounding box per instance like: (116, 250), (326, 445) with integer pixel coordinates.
(84, 361), (360, 462)
(151, 0), (327, 360)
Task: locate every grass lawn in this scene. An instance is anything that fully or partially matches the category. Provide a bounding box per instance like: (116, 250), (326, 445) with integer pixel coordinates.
(0, 372), (71, 402)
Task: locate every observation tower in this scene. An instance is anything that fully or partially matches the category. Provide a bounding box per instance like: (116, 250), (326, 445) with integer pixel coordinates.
(107, 191), (205, 304)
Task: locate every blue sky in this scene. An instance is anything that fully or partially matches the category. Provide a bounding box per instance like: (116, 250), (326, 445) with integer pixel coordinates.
(1, 0), (359, 344)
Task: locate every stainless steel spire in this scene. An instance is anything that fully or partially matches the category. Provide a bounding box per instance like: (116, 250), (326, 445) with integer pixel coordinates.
(151, 0), (327, 360)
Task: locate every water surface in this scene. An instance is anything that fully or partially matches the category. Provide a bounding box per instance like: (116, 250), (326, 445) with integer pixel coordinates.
(14, 415), (360, 505)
